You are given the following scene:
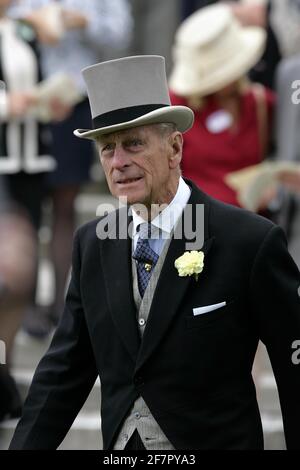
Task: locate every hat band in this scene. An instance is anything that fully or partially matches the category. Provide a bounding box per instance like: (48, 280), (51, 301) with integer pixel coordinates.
(93, 104), (169, 129)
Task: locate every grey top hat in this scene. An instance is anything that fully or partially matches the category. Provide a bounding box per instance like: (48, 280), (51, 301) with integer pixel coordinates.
(74, 55), (194, 140)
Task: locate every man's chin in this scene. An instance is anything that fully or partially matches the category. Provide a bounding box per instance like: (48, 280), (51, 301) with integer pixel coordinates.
(120, 193), (146, 206)
(113, 187), (147, 206)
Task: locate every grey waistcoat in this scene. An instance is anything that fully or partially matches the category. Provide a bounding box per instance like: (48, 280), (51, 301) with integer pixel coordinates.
(113, 235), (175, 450)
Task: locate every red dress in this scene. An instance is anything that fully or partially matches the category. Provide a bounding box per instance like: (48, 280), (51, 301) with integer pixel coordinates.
(170, 88), (275, 207)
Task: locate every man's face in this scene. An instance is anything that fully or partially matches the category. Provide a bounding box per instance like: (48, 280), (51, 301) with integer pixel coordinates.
(97, 125), (183, 208)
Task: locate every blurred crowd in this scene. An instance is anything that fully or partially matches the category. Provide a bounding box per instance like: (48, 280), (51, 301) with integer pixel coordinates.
(1, 0), (300, 423)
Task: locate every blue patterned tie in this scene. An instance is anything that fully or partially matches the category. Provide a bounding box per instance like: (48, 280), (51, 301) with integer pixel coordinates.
(132, 223), (159, 297)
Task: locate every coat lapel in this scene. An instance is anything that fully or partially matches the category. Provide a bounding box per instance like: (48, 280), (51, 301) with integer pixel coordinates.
(99, 207), (140, 363)
(135, 182), (214, 372)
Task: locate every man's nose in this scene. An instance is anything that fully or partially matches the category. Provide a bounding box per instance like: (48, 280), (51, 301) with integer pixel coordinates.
(111, 146), (131, 170)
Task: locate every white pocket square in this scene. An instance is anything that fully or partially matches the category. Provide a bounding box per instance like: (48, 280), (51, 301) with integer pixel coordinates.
(193, 301), (226, 316)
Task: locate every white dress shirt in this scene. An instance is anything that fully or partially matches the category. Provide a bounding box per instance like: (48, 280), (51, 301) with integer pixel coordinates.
(131, 177), (191, 256)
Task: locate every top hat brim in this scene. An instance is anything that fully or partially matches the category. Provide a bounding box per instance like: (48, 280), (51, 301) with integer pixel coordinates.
(73, 105), (194, 140)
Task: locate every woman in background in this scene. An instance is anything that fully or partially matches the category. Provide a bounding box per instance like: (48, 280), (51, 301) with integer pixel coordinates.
(0, 0), (55, 226)
(10, 0), (132, 334)
(0, 0), (57, 338)
(0, 0), (52, 418)
(169, 3), (275, 210)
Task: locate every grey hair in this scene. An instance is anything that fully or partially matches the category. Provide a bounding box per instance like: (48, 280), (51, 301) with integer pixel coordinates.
(153, 123), (182, 177)
(152, 122), (178, 137)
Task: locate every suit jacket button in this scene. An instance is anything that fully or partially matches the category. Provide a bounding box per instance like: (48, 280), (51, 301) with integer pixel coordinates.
(134, 376), (144, 386)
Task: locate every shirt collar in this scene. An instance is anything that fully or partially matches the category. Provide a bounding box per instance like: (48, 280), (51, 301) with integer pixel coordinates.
(131, 177), (191, 237)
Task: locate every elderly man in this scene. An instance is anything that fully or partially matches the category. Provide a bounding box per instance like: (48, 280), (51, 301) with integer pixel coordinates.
(10, 56), (300, 450)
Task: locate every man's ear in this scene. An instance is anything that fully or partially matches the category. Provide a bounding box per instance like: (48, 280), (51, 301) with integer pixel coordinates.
(169, 132), (183, 169)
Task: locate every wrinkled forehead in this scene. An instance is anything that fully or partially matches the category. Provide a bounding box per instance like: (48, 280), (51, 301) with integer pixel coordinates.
(97, 125), (156, 144)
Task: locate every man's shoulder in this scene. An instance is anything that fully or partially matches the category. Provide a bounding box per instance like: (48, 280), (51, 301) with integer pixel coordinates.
(207, 195), (277, 246)
(189, 180), (275, 237)
(209, 196), (273, 228)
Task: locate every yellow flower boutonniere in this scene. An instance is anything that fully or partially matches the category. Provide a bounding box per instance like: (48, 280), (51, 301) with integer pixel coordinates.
(174, 251), (204, 281)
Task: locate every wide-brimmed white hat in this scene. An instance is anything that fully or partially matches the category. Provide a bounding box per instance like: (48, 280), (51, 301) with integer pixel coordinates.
(169, 4), (266, 97)
(74, 55), (194, 140)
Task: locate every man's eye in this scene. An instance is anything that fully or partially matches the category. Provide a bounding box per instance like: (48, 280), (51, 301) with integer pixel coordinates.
(102, 144), (114, 153)
(129, 140), (143, 147)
